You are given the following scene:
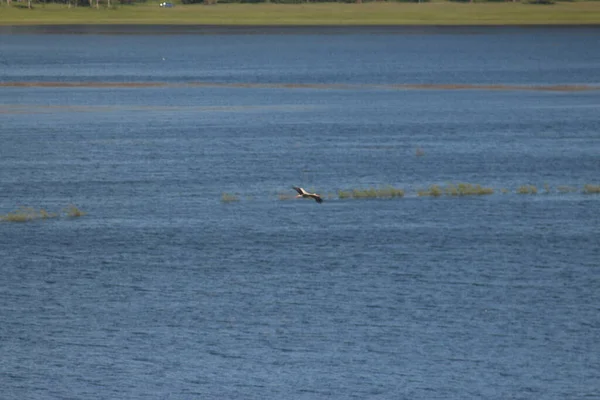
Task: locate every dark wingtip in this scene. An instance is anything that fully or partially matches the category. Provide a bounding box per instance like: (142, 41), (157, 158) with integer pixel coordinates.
(315, 197), (323, 204)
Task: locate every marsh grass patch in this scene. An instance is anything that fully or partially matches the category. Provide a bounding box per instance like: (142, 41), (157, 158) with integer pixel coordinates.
(337, 190), (351, 199)
(352, 188), (378, 199)
(221, 193), (240, 203)
(418, 183), (492, 197)
(517, 185), (538, 194)
(225, 183), (597, 202)
(1, 206), (81, 223)
(445, 183), (494, 196)
(337, 186), (404, 200)
(418, 184), (443, 197)
(64, 205), (86, 218)
(375, 186), (405, 198)
(583, 184), (600, 194)
(0, 207), (40, 222)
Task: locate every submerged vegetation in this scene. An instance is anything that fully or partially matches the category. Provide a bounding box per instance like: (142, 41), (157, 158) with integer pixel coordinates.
(338, 186), (405, 200)
(417, 183), (494, 197)
(446, 183), (494, 196)
(0, 207), (56, 222)
(221, 192), (240, 203)
(583, 184), (600, 194)
(5, 183), (597, 221)
(417, 184), (444, 197)
(0, 205), (85, 223)
(517, 184), (538, 195)
(64, 204), (86, 217)
(253, 183), (600, 202)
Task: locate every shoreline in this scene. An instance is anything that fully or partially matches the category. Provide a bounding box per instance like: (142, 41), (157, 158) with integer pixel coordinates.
(2, 24), (600, 35)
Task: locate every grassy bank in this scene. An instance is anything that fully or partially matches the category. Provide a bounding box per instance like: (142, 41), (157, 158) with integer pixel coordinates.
(1, 2), (600, 25)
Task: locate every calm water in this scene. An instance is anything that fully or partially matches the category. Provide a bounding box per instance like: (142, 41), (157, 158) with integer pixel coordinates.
(1, 28), (599, 399)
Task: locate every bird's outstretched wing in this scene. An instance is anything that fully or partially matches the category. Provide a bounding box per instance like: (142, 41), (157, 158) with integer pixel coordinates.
(292, 186), (305, 195)
(313, 195), (323, 204)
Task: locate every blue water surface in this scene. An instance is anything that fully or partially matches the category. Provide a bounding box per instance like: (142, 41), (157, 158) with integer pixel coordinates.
(1, 28), (599, 399)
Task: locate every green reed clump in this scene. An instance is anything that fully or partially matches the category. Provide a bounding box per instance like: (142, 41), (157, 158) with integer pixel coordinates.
(445, 183), (494, 196)
(352, 188), (378, 199)
(221, 193), (240, 203)
(445, 184), (459, 196)
(583, 184), (600, 194)
(472, 184), (494, 196)
(517, 185), (538, 195)
(418, 184), (443, 197)
(336, 186), (404, 200)
(64, 205), (86, 217)
(376, 186), (405, 198)
(1, 207), (62, 223)
(337, 190), (351, 199)
(0, 207), (37, 222)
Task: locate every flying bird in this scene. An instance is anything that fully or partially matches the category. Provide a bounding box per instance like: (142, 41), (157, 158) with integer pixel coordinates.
(292, 186), (323, 204)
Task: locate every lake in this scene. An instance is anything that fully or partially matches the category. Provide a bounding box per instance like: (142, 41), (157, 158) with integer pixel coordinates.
(0, 27), (599, 399)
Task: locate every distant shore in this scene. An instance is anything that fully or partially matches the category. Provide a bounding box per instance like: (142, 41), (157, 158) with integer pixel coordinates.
(1, 24), (600, 35)
(1, 2), (600, 27)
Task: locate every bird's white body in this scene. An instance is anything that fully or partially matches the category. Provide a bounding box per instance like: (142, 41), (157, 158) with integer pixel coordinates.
(292, 187), (323, 203)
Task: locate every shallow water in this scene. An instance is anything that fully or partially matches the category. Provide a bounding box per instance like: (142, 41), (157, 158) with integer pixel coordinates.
(1, 29), (599, 399)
